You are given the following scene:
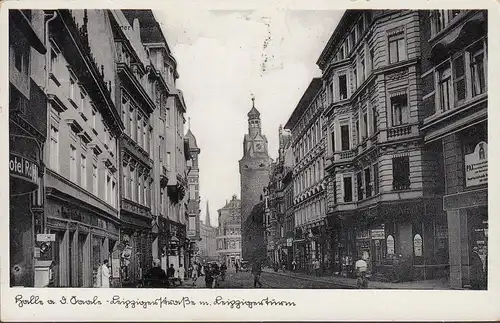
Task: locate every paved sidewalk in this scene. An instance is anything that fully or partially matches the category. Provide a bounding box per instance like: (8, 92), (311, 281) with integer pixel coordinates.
(262, 268), (450, 290)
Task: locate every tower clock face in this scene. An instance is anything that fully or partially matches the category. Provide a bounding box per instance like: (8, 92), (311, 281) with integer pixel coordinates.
(255, 142), (264, 152)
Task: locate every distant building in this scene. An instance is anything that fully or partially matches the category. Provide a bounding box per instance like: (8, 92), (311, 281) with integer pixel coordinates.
(185, 126), (202, 264)
(216, 195), (242, 267)
(242, 201), (267, 263)
(239, 97), (271, 261)
(198, 201), (217, 262)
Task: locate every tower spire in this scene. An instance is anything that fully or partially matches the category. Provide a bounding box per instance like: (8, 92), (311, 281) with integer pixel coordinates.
(188, 117), (191, 130)
(205, 200), (211, 227)
(251, 93), (255, 108)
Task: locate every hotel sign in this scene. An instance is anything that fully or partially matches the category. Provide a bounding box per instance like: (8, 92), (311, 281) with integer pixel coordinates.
(465, 142), (487, 187)
(10, 152), (39, 191)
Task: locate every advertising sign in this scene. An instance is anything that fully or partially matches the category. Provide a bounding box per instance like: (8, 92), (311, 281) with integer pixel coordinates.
(286, 238), (293, 247)
(414, 234), (423, 257)
(464, 141), (487, 187)
(9, 153), (39, 184)
(387, 235), (395, 255)
(36, 234), (56, 242)
(371, 229), (385, 240)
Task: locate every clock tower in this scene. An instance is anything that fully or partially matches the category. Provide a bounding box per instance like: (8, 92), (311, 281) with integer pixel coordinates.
(239, 97), (271, 261)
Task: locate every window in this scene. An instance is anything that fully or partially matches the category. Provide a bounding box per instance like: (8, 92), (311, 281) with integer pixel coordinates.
(360, 58), (366, 83)
(111, 180), (116, 208)
(339, 44), (345, 60)
(357, 17), (364, 37)
(373, 163), (379, 194)
(369, 48), (375, 71)
(431, 10), (462, 36)
(129, 107), (135, 140)
(106, 174), (111, 204)
(341, 124), (350, 151)
(50, 126), (59, 172)
(70, 145), (77, 182)
(439, 65), (452, 111)
(339, 75), (347, 100)
(366, 11), (373, 26)
(362, 112), (368, 139)
(123, 172), (127, 199)
(357, 172), (363, 200)
(343, 176), (353, 202)
(350, 29), (356, 50)
(93, 165), (98, 196)
(388, 32), (406, 64)
(327, 81), (334, 104)
(453, 55), (466, 103)
(364, 167), (372, 198)
(92, 106), (97, 129)
(470, 44), (486, 97)
(160, 190), (165, 215)
(143, 121), (147, 152)
(166, 152), (171, 170)
(130, 169), (135, 202)
(353, 68), (358, 89)
(80, 154), (87, 188)
(391, 94), (409, 126)
(372, 105), (377, 133)
(13, 42), (29, 75)
(50, 46), (59, 74)
(138, 177), (142, 205)
(392, 156), (410, 190)
(330, 131), (335, 153)
(80, 91), (86, 112)
(137, 114), (142, 147)
(355, 120), (360, 144)
(69, 77), (76, 102)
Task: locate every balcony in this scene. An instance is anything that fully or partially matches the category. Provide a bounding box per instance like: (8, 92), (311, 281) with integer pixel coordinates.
(121, 197), (151, 218)
(387, 124), (413, 139)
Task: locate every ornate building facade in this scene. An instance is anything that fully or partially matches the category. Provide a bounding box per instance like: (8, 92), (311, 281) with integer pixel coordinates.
(318, 10), (446, 280)
(199, 201), (217, 262)
(216, 195), (242, 267)
(420, 10), (487, 289)
(284, 78), (328, 273)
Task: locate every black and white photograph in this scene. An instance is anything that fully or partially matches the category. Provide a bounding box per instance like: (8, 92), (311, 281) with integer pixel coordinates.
(2, 2), (498, 321)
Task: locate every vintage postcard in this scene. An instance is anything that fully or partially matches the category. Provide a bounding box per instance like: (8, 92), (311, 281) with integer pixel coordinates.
(1, 0), (499, 321)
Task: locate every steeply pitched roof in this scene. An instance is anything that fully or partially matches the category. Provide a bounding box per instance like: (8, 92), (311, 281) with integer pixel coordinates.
(185, 129), (199, 150)
(247, 106), (260, 119)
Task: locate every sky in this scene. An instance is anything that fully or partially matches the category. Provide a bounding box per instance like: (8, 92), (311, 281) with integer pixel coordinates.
(154, 8), (344, 226)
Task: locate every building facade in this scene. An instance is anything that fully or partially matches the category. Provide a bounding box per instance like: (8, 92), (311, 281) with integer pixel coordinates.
(43, 10), (124, 287)
(420, 10), (487, 289)
(185, 127), (202, 264)
(317, 10), (448, 280)
(216, 195), (242, 267)
(239, 98), (272, 261)
(199, 201), (217, 262)
(284, 78), (328, 273)
(264, 126), (294, 268)
(9, 9), (47, 287)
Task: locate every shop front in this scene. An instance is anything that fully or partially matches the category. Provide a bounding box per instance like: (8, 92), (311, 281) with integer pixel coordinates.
(45, 187), (120, 287)
(327, 198), (447, 281)
(119, 203), (153, 287)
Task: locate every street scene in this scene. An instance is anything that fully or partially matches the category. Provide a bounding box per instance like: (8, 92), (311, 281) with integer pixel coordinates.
(9, 9), (487, 290)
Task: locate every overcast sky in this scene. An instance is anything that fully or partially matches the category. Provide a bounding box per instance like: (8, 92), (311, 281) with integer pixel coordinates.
(154, 8), (344, 226)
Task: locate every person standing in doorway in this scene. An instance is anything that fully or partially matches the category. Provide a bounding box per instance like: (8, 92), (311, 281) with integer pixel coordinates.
(313, 259), (321, 276)
(252, 260), (263, 288)
(100, 259), (110, 288)
(355, 256), (368, 289)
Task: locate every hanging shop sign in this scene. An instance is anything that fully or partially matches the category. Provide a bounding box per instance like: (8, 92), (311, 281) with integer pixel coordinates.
(36, 234), (56, 242)
(413, 234), (423, 257)
(464, 141), (487, 187)
(9, 152), (39, 193)
(387, 235), (395, 255)
(371, 229), (385, 240)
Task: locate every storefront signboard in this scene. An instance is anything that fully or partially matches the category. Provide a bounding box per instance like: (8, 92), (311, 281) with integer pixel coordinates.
(10, 152), (39, 193)
(356, 230), (369, 240)
(413, 234), (423, 257)
(36, 234), (56, 242)
(286, 238), (293, 247)
(387, 235), (395, 255)
(465, 141), (487, 187)
(371, 229), (385, 240)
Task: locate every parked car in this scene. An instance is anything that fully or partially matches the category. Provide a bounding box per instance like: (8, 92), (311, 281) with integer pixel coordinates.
(240, 261), (250, 272)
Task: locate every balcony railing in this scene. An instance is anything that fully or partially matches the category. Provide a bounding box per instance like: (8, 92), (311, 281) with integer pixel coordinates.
(339, 149), (356, 160)
(387, 124), (412, 139)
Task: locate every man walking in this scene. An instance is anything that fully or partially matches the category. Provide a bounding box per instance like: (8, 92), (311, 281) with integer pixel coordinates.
(252, 260), (263, 288)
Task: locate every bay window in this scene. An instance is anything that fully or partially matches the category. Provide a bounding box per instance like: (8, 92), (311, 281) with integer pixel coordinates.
(470, 44), (486, 96)
(388, 31), (406, 64)
(391, 94), (409, 126)
(343, 175), (353, 202)
(392, 156), (410, 191)
(453, 55), (466, 103)
(341, 124), (350, 151)
(438, 65), (452, 111)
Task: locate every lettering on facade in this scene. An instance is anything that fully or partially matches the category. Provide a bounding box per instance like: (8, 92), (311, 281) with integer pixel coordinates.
(370, 229), (385, 240)
(464, 141), (487, 187)
(413, 234), (423, 257)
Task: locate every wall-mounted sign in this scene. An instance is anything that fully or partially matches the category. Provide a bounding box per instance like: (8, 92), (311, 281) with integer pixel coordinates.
(286, 238), (293, 247)
(387, 235), (395, 255)
(465, 141), (487, 187)
(356, 230), (370, 240)
(414, 234), (423, 257)
(36, 234), (56, 242)
(371, 229), (385, 240)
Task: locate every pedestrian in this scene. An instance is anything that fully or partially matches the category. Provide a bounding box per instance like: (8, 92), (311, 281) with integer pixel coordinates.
(145, 259), (167, 287)
(355, 256), (368, 289)
(99, 259), (110, 288)
(313, 259), (321, 276)
(292, 260), (297, 272)
(204, 264), (213, 288)
(235, 261), (239, 273)
(252, 260), (263, 288)
(177, 264), (186, 284)
(167, 263), (176, 286)
(191, 263), (199, 286)
(470, 246), (485, 290)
